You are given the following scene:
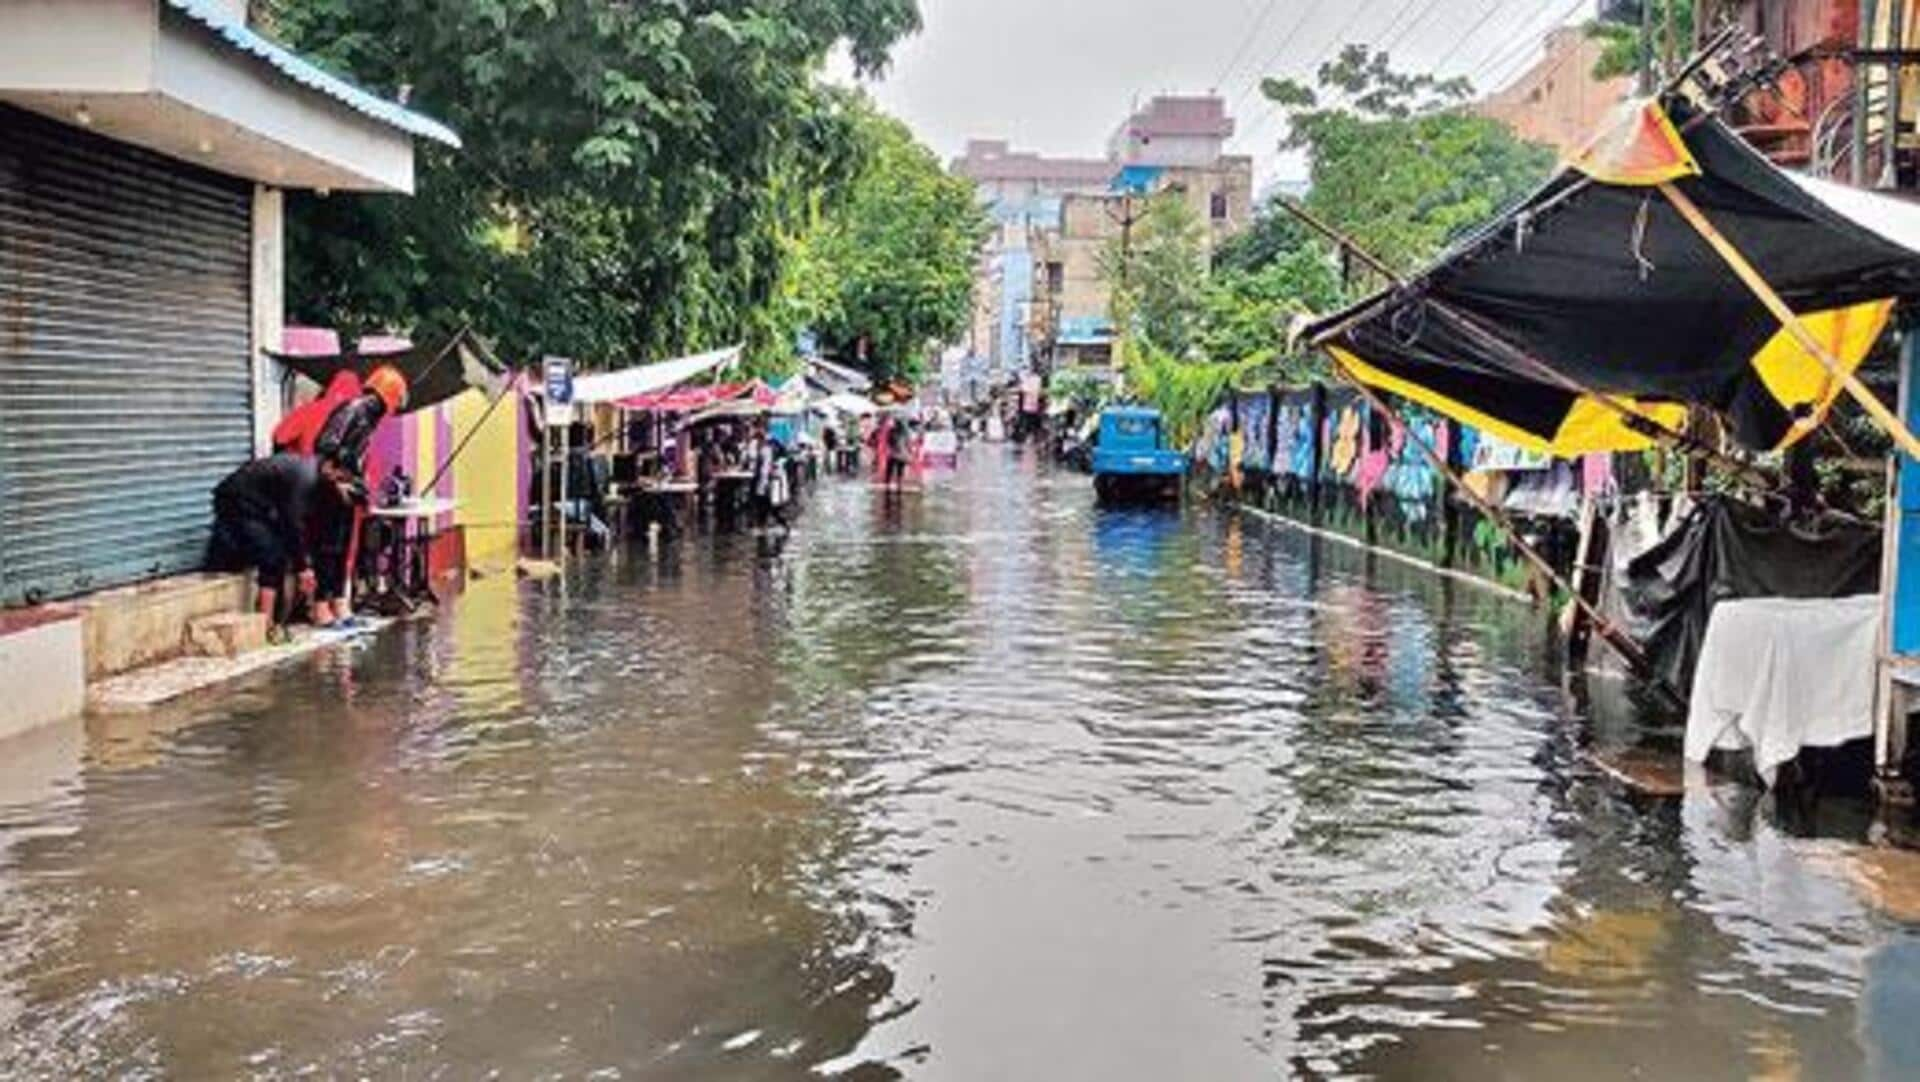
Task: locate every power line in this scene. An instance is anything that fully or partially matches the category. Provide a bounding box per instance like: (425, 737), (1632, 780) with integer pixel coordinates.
(1301, 0), (1389, 81)
(1366, 0), (1443, 61)
(1469, 0), (1590, 92)
(1431, 0), (1528, 75)
(1215, 0), (1286, 92)
(1373, 0), (1454, 60)
(1238, 0), (1422, 153)
(1227, 0), (1334, 116)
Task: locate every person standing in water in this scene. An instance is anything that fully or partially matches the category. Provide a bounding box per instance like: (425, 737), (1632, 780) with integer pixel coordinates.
(884, 415), (910, 491)
(310, 365), (408, 629)
(751, 416), (791, 534)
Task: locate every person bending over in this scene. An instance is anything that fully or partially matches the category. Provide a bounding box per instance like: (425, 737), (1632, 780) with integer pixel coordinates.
(211, 453), (359, 640)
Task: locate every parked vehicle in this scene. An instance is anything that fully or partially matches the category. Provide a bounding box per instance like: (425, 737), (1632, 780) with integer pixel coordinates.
(1091, 406), (1185, 505)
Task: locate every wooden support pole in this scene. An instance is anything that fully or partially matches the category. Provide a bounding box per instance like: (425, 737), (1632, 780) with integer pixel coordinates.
(1658, 180), (1920, 462)
(1327, 351), (1674, 692)
(1276, 196), (1769, 486)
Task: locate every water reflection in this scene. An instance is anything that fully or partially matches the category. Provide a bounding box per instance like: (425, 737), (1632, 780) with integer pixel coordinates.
(0, 446), (1915, 1077)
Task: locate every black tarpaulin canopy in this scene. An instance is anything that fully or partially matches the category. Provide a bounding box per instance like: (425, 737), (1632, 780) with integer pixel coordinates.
(1300, 96), (1920, 456)
(271, 327), (506, 414)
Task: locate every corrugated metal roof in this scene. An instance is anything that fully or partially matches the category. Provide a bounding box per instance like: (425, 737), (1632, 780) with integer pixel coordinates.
(162, 0), (461, 148)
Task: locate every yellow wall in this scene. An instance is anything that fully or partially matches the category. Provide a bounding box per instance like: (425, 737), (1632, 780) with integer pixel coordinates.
(450, 387), (524, 568)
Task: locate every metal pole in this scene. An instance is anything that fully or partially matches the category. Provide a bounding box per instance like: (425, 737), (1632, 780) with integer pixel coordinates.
(540, 407), (553, 559)
(1876, 323), (1920, 797)
(1886, 1), (1906, 189)
(1640, 0), (1657, 95)
(1857, 0), (1878, 184)
(558, 411), (572, 556)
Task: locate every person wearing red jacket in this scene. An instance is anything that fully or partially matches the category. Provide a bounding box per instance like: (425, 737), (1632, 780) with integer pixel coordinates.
(308, 366), (408, 628)
(273, 370), (362, 456)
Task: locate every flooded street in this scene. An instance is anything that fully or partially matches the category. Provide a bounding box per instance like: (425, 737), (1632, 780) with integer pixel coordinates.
(2, 445), (1918, 1079)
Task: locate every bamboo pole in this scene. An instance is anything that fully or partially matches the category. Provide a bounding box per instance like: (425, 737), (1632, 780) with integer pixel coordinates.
(1658, 180), (1920, 462)
(1324, 350), (1673, 691)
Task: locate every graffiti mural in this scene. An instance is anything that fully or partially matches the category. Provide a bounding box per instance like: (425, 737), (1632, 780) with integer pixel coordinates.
(1236, 392), (1272, 474)
(1228, 384), (1567, 596)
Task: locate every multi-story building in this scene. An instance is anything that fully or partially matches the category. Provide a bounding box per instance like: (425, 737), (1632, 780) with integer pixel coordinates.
(954, 95), (1254, 375)
(1475, 27), (1635, 157)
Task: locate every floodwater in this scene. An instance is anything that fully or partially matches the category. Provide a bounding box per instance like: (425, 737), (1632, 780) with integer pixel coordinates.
(2, 446), (1920, 1079)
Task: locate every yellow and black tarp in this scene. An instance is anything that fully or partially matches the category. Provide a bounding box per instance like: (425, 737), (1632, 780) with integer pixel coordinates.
(1304, 97), (1920, 454)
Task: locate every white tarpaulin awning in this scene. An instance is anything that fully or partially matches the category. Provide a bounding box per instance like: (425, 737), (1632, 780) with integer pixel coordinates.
(821, 392), (877, 417)
(567, 345), (742, 405)
(807, 357), (872, 394)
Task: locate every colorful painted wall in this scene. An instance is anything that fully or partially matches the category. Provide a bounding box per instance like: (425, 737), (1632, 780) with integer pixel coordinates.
(1219, 386), (1575, 597)
(363, 375), (531, 571)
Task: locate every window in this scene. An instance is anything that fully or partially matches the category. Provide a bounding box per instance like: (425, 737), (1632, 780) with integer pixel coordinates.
(1046, 261), (1064, 293)
(1210, 191), (1229, 221)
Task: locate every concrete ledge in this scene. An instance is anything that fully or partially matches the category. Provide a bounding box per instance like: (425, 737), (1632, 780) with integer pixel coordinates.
(88, 616), (391, 714)
(0, 607), (85, 740)
(74, 572), (251, 680)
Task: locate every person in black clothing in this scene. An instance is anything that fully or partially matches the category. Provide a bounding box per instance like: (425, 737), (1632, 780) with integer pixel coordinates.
(211, 453), (358, 632)
(308, 365), (407, 627)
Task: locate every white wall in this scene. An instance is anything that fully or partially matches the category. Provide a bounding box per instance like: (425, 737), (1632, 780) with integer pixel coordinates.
(0, 0), (155, 93)
(251, 186), (286, 454)
(156, 18), (416, 193)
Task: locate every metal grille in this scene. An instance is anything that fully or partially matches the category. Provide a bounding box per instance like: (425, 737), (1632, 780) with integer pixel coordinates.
(0, 105), (253, 607)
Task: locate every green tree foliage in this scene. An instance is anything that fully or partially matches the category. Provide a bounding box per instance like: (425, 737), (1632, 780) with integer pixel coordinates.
(1101, 190), (1209, 359)
(786, 100), (989, 381)
(261, 0), (921, 369)
(1123, 344), (1257, 449)
(1199, 244), (1341, 374)
(1586, 0), (1694, 82)
(1263, 44), (1556, 275)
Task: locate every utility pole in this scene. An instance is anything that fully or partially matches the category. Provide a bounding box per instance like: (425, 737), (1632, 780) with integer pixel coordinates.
(1104, 191), (1149, 367)
(1106, 192), (1148, 294)
(1663, 0), (1677, 73)
(1639, 0), (1656, 94)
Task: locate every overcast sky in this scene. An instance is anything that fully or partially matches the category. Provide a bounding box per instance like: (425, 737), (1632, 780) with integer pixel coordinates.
(830, 0), (1592, 186)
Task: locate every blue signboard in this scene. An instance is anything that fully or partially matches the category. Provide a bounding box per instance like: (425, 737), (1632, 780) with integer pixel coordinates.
(544, 356), (574, 405)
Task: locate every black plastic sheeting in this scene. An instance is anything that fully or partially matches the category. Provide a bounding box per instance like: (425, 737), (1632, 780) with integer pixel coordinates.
(1611, 497), (1881, 694)
(271, 330), (503, 415)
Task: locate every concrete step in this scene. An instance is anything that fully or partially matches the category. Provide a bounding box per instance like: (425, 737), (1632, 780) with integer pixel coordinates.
(89, 616), (393, 714)
(184, 612), (268, 659)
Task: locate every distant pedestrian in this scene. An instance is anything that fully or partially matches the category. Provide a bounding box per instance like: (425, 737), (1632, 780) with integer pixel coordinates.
(884, 416), (911, 490)
(752, 418), (791, 533)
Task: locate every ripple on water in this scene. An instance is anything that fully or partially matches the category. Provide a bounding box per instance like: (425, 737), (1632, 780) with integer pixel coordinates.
(0, 448), (1908, 1079)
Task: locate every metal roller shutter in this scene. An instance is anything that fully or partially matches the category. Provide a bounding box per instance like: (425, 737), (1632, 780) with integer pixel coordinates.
(0, 105), (254, 607)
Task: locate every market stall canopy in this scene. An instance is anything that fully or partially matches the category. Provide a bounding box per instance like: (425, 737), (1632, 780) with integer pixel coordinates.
(271, 326), (504, 414)
(805, 357), (872, 395)
(570, 345), (741, 406)
(618, 380), (774, 413)
(1300, 96), (1920, 455)
(683, 399), (773, 426)
(820, 393), (877, 417)
(771, 374), (810, 412)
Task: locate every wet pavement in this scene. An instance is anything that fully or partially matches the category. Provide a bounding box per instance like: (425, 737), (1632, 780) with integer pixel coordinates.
(2, 444), (1920, 1078)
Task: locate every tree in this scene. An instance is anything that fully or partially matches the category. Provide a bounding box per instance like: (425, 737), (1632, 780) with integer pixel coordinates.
(1263, 45), (1556, 276)
(1199, 247), (1341, 376)
(261, 0), (920, 368)
(788, 98), (989, 381)
(1101, 190), (1209, 359)
(1586, 0), (1694, 82)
